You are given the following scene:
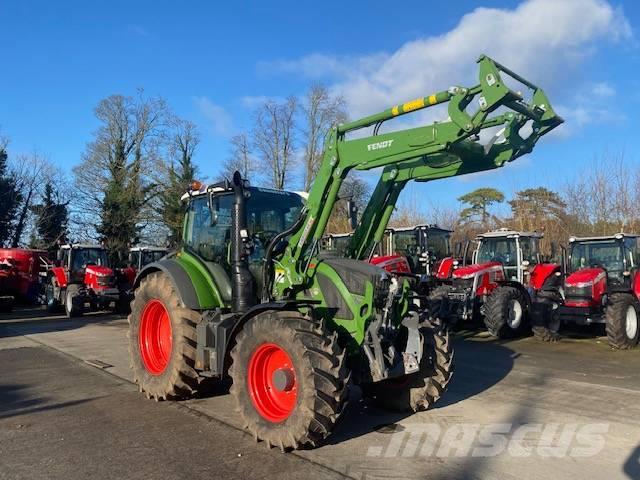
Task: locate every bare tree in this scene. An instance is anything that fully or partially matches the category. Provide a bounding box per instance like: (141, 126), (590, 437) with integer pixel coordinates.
(252, 97), (297, 190)
(301, 85), (346, 191)
(220, 133), (258, 182)
(9, 151), (52, 246)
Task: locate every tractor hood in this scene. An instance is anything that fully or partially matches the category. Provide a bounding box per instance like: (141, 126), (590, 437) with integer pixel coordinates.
(452, 261), (502, 280)
(565, 268), (606, 287)
(369, 254), (411, 274)
(85, 265), (113, 276)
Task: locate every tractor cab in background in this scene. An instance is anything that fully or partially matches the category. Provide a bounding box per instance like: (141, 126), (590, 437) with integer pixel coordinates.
(45, 243), (127, 317)
(121, 246), (169, 286)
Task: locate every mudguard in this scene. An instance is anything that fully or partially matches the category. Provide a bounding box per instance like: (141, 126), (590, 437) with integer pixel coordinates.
(134, 255), (225, 310)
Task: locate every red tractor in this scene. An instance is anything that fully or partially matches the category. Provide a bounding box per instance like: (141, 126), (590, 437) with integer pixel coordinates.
(44, 243), (128, 317)
(534, 233), (640, 349)
(0, 248), (50, 311)
(431, 229), (560, 338)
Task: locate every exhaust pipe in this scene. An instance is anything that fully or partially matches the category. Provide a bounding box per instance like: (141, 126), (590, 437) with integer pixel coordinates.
(231, 171), (256, 313)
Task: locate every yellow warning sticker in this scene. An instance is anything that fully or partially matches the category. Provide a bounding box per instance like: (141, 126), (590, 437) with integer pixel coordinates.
(402, 97), (425, 113)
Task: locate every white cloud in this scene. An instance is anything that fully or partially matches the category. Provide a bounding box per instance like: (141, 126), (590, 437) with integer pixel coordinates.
(194, 97), (233, 136)
(260, 0), (631, 120)
(240, 95), (285, 109)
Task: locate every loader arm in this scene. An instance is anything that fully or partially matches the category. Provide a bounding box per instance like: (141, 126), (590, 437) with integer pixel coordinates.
(271, 55), (562, 298)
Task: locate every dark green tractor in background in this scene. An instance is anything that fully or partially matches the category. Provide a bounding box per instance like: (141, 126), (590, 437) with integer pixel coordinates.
(128, 55), (562, 449)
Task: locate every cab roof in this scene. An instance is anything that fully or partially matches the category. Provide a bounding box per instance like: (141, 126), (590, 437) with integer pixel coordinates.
(180, 182), (307, 202)
(569, 233), (639, 243)
(476, 228), (543, 240)
(130, 245), (167, 252)
(60, 243), (106, 250)
(390, 224), (452, 234)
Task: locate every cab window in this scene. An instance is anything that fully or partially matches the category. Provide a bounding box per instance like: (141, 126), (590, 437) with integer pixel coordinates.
(184, 195), (233, 266)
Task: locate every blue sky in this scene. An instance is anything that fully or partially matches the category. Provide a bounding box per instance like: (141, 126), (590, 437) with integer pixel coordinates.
(1, 0), (639, 215)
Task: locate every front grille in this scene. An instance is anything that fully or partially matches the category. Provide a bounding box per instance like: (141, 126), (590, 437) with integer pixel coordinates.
(452, 278), (473, 291)
(564, 285), (591, 299)
(97, 275), (115, 286)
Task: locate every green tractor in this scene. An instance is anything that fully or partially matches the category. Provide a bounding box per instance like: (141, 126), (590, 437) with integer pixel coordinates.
(128, 55), (562, 449)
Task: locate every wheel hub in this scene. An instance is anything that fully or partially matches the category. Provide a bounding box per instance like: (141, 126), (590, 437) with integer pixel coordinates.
(247, 343), (297, 423)
(138, 299), (173, 375)
(272, 368), (295, 392)
(507, 299), (523, 329)
(625, 305), (638, 340)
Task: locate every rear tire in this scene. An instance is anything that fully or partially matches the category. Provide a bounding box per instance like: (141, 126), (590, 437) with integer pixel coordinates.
(361, 317), (454, 412)
(128, 272), (200, 400)
(484, 286), (528, 338)
(606, 293), (639, 349)
(531, 293), (562, 342)
(229, 311), (349, 450)
(65, 285), (83, 318)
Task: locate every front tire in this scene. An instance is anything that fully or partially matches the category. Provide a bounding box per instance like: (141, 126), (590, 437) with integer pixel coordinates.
(65, 285), (83, 318)
(484, 286), (529, 338)
(128, 272), (200, 400)
(361, 317), (454, 412)
(428, 285), (457, 329)
(229, 311), (349, 450)
(46, 277), (61, 313)
(606, 293), (640, 349)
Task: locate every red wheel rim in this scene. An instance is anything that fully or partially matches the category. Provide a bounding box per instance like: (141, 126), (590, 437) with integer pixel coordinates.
(139, 299), (173, 375)
(247, 343), (297, 422)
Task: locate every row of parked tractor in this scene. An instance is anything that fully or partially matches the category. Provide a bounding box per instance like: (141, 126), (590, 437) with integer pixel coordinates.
(0, 244), (167, 316)
(323, 225), (640, 350)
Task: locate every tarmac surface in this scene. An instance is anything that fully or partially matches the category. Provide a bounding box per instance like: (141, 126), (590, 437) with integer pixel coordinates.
(1, 307), (639, 480)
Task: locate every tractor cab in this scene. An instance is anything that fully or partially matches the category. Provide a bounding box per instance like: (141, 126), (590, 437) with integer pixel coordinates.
(324, 232), (353, 257)
(129, 246), (168, 272)
(386, 225), (452, 276)
(472, 229), (542, 283)
(181, 181), (305, 304)
(56, 244), (111, 282)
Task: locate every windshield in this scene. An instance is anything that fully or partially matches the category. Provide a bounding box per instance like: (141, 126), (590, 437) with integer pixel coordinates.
(183, 189), (304, 265)
(476, 238), (518, 267)
(71, 248), (109, 271)
(569, 240), (628, 273)
(329, 235), (351, 256)
(141, 250), (166, 267)
(394, 230), (421, 256)
(428, 230), (450, 258)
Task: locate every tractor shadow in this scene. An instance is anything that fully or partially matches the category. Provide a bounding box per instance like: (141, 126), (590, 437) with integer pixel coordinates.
(328, 336), (516, 445)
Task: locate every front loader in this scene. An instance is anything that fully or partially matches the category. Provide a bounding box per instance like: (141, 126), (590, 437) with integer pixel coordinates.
(128, 55), (562, 450)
